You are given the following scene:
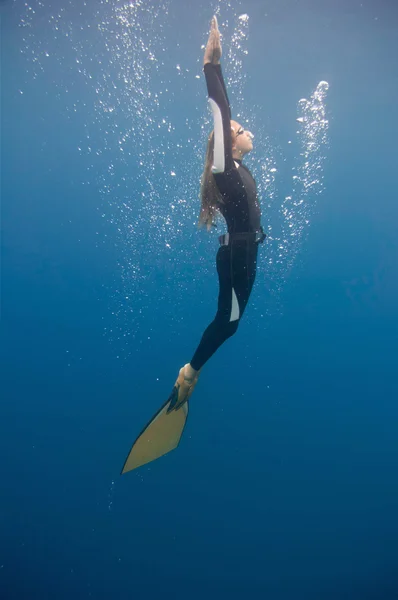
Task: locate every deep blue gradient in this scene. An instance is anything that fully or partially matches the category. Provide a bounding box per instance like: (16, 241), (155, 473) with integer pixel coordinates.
(2, 1), (398, 599)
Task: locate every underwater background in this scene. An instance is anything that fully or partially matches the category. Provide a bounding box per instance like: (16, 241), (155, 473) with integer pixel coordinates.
(2, 0), (398, 598)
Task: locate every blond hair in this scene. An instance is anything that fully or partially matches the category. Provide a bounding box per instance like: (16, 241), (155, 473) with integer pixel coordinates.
(198, 128), (235, 230)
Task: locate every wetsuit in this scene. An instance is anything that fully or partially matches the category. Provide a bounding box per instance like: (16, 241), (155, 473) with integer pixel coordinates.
(190, 62), (265, 372)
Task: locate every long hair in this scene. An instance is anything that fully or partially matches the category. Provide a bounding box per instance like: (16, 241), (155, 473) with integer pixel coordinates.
(198, 131), (224, 230)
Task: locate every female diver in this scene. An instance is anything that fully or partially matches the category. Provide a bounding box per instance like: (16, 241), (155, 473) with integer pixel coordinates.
(167, 15), (266, 413)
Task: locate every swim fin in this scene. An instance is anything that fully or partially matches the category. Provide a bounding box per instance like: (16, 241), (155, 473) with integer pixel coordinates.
(120, 389), (189, 475)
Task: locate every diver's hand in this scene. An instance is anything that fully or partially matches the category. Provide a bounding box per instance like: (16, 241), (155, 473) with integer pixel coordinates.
(203, 15), (222, 66)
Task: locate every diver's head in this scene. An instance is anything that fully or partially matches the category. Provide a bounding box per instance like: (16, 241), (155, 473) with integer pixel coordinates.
(231, 120), (254, 159)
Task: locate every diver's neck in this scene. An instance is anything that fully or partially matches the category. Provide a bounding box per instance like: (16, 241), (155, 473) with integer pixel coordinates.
(232, 150), (244, 161)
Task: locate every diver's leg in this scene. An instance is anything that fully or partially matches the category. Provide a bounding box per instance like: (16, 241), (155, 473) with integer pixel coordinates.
(168, 242), (258, 412)
(228, 239), (258, 320)
(189, 244), (237, 371)
(190, 241), (258, 371)
(168, 245), (232, 411)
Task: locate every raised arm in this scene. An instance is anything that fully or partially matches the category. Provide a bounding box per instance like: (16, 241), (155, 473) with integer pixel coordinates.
(203, 16), (234, 174)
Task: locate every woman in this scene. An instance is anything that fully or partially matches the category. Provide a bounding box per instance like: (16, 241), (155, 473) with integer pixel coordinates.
(167, 15), (266, 413)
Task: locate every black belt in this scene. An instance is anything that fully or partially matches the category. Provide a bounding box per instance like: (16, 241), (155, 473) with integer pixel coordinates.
(218, 226), (266, 247)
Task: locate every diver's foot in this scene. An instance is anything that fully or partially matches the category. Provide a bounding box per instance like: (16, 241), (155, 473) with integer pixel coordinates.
(183, 363), (199, 383)
(167, 363), (200, 413)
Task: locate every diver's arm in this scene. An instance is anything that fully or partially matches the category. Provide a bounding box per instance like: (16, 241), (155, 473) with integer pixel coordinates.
(203, 17), (234, 174)
(212, 63), (231, 120)
(213, 63), (232, 120)
(203, 16), (230, 110)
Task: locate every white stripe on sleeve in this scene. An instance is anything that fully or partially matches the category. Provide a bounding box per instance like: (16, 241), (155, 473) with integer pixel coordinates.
(208, 98), (225, 174)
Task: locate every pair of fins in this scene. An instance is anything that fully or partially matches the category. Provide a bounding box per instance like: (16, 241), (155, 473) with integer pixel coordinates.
(120, 370), (197, 475)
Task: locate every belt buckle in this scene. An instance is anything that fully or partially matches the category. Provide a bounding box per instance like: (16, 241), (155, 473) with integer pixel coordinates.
(256, 228), (266, 244)
(218, 233), (229, 246)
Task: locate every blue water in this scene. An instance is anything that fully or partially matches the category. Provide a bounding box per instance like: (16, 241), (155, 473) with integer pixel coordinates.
(2, 0), (398, 598)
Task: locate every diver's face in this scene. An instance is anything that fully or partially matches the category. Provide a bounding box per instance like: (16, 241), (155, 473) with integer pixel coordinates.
(231, 121), (254, 155)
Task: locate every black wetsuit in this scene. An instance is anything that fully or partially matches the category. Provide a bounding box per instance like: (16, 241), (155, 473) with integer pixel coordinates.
(190, 63), (265, 372)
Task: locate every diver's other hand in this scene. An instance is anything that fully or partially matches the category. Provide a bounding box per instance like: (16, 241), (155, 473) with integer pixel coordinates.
(203, 15), (222, 66)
